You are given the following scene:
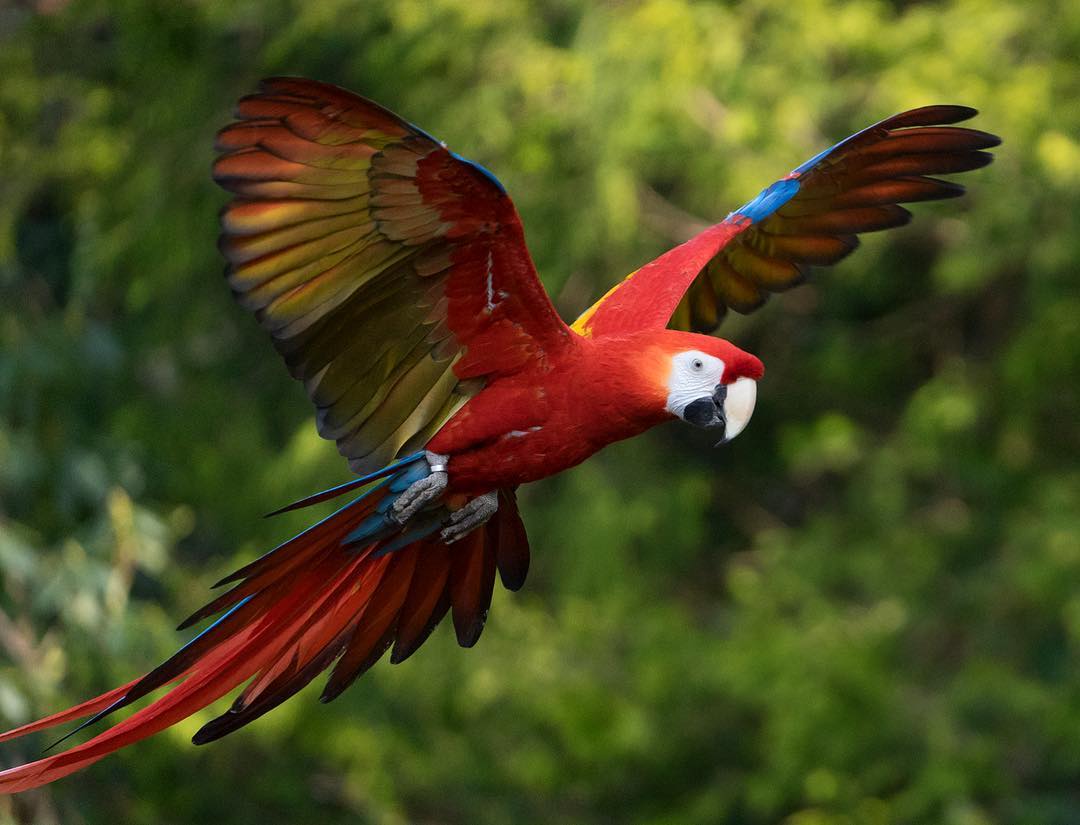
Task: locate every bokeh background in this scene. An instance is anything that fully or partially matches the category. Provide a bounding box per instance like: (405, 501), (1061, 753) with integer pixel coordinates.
(1, 1), (1078, 823)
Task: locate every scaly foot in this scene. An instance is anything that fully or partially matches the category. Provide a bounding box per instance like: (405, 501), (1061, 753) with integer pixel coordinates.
(391, 451), (449, 524)
(440, 491), (499, 544)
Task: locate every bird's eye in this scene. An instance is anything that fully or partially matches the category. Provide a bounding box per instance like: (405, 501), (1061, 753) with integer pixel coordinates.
(692, 358), (703, 371)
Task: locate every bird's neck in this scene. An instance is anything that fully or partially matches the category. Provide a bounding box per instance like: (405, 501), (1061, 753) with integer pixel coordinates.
(569, 333), (675, 444)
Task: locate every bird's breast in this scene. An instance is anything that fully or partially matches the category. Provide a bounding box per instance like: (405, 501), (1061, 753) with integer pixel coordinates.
(444, 361), (668, 493)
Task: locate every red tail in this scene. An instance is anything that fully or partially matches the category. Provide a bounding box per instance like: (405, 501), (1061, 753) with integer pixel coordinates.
(0, 482), (528, 793)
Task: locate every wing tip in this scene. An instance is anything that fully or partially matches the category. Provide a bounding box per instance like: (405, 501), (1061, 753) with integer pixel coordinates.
(889, 104), (979, 127)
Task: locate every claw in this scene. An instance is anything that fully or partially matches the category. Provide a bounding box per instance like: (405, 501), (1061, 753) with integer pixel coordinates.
(391, 452), (449, 524)
(441, 491), (498, 544)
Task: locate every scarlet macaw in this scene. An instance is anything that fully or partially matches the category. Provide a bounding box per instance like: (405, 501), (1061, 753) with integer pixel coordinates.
(0, 78), (998, 791)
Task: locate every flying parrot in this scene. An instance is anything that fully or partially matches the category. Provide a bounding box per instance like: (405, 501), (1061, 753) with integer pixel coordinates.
(0, 78), (999, 791)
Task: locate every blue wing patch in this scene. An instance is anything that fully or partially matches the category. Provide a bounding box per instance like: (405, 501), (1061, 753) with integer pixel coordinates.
(450, 151), (508, 194)
(732, 177), (801, 223)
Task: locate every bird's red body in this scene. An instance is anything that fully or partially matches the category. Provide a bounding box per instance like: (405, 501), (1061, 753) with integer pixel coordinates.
(436, 328), (763, 492)
(0, 77), (997, 792)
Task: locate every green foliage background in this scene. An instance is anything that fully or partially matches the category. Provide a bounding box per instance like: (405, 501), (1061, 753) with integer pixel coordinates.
(1, 1), (1078, 823)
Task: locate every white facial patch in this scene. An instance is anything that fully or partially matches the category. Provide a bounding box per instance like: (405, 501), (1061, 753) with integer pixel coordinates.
(665, 350), (726, 418)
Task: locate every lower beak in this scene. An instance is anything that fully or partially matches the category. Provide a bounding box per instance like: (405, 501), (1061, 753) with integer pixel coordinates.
(681, 378), (758, 442)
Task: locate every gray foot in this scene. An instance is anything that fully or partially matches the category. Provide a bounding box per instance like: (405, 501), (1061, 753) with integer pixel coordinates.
(391, 452), (449, 524)
(441, 491), (498, 544)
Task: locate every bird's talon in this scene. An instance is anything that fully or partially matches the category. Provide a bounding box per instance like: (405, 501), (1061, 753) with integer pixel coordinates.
(439, 491), (498, 544)
(391, 452), (450, 524)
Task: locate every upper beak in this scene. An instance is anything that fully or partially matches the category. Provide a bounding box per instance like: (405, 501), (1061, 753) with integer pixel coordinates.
(715, 377), (757, 445)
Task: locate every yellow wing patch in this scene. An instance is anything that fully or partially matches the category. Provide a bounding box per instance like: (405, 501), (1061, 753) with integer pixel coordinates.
(570, 270), (637, 337)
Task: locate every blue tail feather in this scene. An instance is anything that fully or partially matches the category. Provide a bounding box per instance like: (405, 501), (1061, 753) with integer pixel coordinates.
(264, 451), (427, 517)
(344, 456), (444, 550)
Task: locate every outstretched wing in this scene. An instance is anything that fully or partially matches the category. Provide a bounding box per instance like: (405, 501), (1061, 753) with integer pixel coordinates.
(572, 105), (1000, 337)
(215, 78), (571, 473)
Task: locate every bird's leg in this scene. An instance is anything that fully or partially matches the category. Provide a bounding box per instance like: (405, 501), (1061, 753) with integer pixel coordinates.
(391, 451), (449, 524)
(440, 491), (499, 544)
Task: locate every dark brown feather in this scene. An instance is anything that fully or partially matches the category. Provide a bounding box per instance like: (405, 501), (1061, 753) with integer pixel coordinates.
(493, 488), (531, 592)
(449, 530), (497, 648)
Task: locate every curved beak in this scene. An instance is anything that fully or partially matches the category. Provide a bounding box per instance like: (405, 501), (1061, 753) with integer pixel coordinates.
(716, 377), (756, 445)
(682, 378), (757, 445)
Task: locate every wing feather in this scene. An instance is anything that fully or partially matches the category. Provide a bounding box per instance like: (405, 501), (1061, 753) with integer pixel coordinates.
(572, 107), (999, 337)
(216, 78), (570, 473)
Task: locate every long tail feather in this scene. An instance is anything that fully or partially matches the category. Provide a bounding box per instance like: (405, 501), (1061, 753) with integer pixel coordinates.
(0, 463), (529, 793)
(262, 450), (425, 516)
(0, 681), (139, 746)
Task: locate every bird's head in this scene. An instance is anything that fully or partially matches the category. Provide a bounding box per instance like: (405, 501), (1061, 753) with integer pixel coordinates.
(654, 333), (763, 444)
